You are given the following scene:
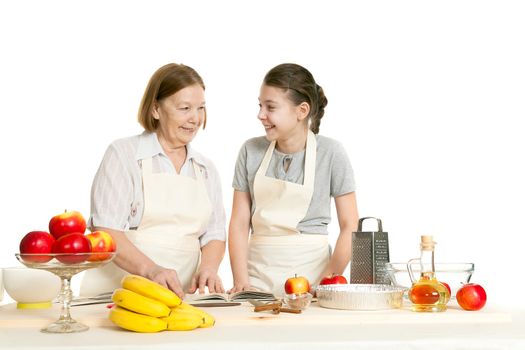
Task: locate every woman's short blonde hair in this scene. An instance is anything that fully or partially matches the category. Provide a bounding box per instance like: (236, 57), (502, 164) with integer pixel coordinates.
(138, 63), (206, 132)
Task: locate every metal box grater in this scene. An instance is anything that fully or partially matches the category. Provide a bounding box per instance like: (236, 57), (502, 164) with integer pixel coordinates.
(350, 217), (390, 284)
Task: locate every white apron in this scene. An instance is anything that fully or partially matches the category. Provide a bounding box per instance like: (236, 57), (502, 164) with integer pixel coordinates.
(80, 156), (212, 296)
(248, 130), (330, 296)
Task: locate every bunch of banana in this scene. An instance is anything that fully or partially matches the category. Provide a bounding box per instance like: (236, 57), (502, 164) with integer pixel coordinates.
(164, 302), (215, 329)
(108, 274), (215, 333)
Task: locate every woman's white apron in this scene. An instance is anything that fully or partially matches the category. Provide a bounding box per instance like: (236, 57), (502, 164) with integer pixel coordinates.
(80, 157), (211, 296)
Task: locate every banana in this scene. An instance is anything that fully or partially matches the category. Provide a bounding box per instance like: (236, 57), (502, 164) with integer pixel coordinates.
(109, 306), (167, 333)
(121, 274), (182, 307)
(112, 288), (170, 317)
(176, 302), (215, 328)
(161, 308), (205, 331)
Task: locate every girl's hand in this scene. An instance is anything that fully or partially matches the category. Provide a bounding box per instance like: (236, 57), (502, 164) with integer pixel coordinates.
(188, 268), (225, 294)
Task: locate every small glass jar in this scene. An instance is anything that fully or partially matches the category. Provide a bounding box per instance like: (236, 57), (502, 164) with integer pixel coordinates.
(284, 292), (312, 310)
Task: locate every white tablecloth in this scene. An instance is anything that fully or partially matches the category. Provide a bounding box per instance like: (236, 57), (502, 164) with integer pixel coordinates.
(0, 301), (523, 350)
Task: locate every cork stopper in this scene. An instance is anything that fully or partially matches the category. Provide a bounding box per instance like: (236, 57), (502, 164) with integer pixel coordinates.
(420, 235), (436, 251)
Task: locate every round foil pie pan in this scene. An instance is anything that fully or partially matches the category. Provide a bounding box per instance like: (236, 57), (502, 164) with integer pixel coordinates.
(316, 284), (406, 310)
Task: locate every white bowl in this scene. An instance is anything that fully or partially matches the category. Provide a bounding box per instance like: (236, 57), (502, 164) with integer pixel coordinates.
(3, 267), (61, 309)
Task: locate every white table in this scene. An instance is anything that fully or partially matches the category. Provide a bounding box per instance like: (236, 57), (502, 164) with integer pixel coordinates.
(0, 301), (523, 350)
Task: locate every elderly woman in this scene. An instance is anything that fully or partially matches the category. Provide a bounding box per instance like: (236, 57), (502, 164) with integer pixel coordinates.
(80, 63), (226, 298)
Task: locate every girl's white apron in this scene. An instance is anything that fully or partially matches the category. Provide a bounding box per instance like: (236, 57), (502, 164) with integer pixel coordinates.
(248, 130), (330, 296)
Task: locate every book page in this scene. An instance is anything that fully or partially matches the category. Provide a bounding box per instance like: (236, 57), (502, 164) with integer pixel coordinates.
(230, 291), (276, 302)
(185, 291), (276, 303)
(185, 293), (230, 302)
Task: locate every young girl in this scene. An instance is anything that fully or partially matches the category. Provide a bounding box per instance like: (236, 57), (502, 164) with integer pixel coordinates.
(228, 63), (359, 296)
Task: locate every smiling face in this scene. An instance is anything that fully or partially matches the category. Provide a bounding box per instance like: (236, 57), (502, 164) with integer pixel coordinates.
(153, 84), (206, 147)
(258, 84), (309, 142)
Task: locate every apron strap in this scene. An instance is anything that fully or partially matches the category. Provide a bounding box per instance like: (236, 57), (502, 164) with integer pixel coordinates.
(256, 130), (317, 188)
(141, 157), (153, 175)
(140, 157), (154, 187)
(303, 130), (316, 188)
(256, 140), (276, 177)
(192, 160), (205, 182)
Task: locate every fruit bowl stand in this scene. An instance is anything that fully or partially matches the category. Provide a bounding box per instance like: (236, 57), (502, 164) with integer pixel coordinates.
(15, 252), (116, 334)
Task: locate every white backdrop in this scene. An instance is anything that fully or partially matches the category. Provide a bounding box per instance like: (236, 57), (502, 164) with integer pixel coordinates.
(1, 0), (523, 306)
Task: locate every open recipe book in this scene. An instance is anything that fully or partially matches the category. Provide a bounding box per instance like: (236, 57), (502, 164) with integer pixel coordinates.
(185, 290), (276, 304)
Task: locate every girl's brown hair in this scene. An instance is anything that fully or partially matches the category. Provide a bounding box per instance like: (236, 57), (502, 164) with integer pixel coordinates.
(138, 63), (206, 132)
(263, 63), (327, 134)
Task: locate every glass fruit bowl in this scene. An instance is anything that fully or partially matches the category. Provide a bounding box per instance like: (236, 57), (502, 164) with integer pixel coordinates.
(15, 252), (116, 333)
(385, 262), (474, 298)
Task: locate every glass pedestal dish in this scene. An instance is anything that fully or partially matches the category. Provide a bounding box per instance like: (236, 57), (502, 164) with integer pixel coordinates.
(15, 252), (116, 333)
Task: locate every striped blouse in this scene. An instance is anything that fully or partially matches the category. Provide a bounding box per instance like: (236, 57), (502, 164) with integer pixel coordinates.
(89, 131), (226, 247)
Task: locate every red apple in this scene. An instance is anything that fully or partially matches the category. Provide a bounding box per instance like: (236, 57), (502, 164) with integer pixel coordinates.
(320, 274), (348, 285)
(439, 281), (451, 304)
(49, 210), (87, 239)
(456, 283), (487, 311)
(52, 233), (91, 264)
(86, 230), (116, 261)
(440, 281), (451, 295)
(284, 274), (310, 295)
(19, 231), (55, 263)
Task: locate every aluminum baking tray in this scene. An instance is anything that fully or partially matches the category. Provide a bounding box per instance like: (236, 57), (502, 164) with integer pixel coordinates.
(316, 284), (406, 310)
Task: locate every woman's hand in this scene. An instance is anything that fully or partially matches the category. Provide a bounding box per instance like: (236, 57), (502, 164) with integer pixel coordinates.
(188, 268), (225, 294)
(227, 282), (254, 294)
(189, 240), (226, 294)
(145, 266), (185, 299)
(92, 228), (185, 298)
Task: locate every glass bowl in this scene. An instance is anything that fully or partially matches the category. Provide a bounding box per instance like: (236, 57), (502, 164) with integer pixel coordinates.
(283, 292), (312, 310)
(385, 262), (474, 297)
